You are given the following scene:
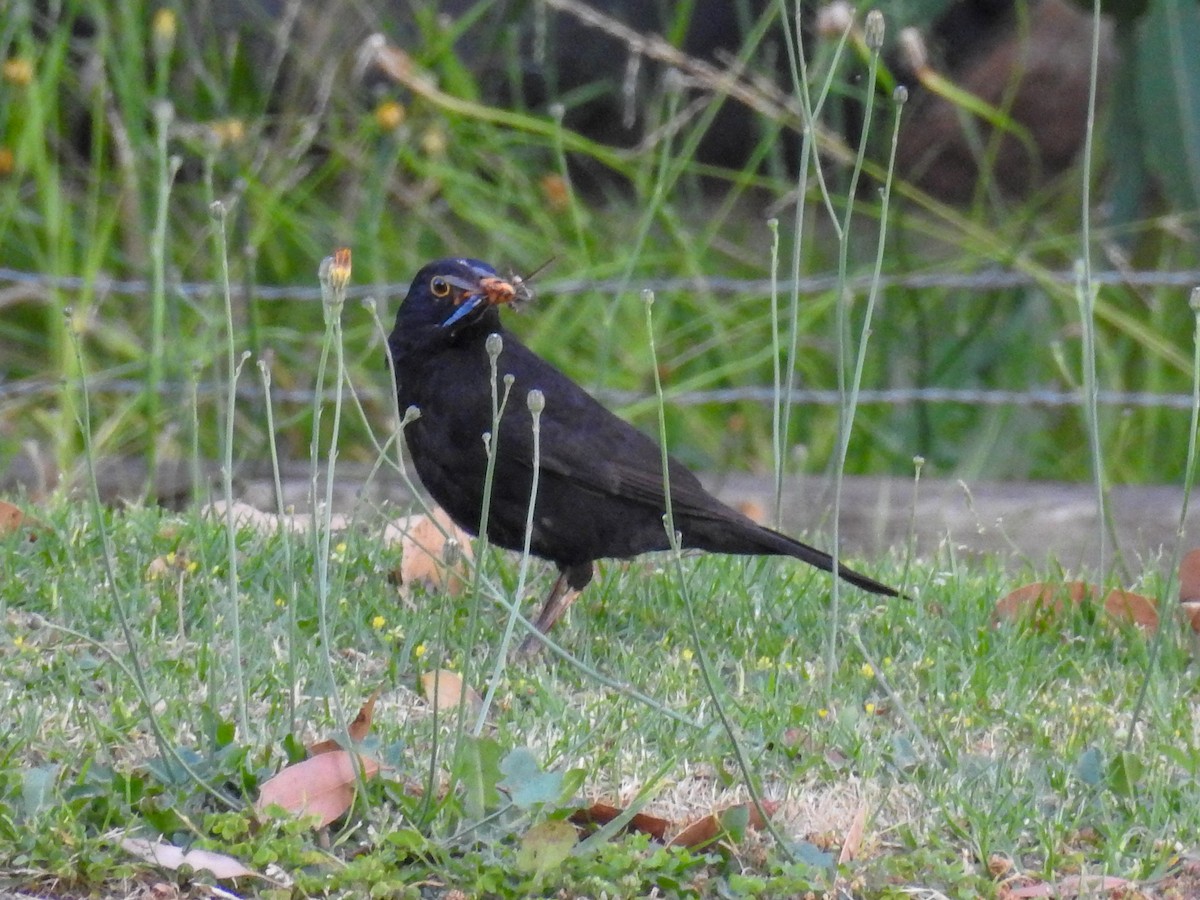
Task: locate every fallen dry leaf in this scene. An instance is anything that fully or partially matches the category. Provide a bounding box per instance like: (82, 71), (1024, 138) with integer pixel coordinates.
(121, 837), (262, 881)
(1180, 549), (1200, 632)
(668, 800), (777, 849)
(837, 800), (868, 864)
(257, 750), (379, 828)
(1003, 874), (1137, 898)
(419, 669), (482, 715)
(995, 581), (1158, 632)
(0, 500), (24, 535)
(568, 802), (672, 842)
(307, 690), (381, 756)
(1102, 588), (1158, 630)
(386, 508), (473, 596)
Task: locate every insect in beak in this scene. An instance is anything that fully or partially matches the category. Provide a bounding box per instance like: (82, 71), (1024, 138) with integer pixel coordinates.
(440, 275), (523, 328)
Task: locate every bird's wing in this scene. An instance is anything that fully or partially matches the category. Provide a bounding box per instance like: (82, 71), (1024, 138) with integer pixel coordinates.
(497, 340), (732, 521)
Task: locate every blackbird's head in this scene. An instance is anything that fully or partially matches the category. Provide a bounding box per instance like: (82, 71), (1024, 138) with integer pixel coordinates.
(395, 258), (524, 339)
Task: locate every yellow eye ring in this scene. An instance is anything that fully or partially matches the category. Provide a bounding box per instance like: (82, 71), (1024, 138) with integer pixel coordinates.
(430, 276), (451, 298)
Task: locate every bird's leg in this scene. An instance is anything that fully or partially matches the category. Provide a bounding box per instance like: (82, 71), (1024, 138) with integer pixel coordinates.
(515, 563), (591, 657)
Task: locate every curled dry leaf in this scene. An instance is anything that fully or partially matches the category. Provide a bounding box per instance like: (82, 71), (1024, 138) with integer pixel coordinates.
(386, 508), (473, 596)
(0, 500), (24, 535)
(837, 800), (868, 864)
(1179, 548), (1200, 632)
(568, 802), (671, 842)
(307, 689), (381, 756)
(419, 669), (482, 716)
(121, 838), (262, 881)
(1002, 874), (1136, 898)
(668, 800), (777, 849)
(995, 581), (1158, 632)
(256, 750), (380, 828)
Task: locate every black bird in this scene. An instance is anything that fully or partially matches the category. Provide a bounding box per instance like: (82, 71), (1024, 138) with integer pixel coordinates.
(387, 258), (900, 650)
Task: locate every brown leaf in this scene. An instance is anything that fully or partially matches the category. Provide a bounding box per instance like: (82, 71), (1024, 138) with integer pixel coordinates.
(307, 690), (382, 756)
(568, 802), (671, 841)
(121, 838), (263, 881)
(995, 581), (1097, 623)
(256, 750), (379, 828)
(419, 669), (482, 715)
(0, 500), (24, 535)
(1102, 589), (1158, 631)
(837, 800), (868, 864)
(1181, 548), (1200, 601)
(1180, 549), (1200, 632)
(387, 508), (473, 596)
(668, 801), (776, 849)
(1003, 874), (1137, 898)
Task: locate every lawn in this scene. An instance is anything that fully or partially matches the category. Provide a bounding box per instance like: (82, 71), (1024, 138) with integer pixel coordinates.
(3, 0), (1200, 896)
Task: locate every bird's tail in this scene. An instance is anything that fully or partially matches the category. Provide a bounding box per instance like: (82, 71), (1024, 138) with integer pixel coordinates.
(693, 521), (902, 597)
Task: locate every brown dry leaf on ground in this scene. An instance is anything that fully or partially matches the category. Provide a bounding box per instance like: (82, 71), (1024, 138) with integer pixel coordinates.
(418, 669), (482, 716)
(568, 802), (672, 841)
(385, 507), (473, 596)
(1000, 873), (1140, 898)
(1179, 548), (1200, 632)
(307, 690), (381, 756)
(837, 800), (869, 864)
(0, 499), (24, 534)
(668, 800), (778, 849)
(995, 581), (1158, 631)
(121, 838), (265, 882)
(256, 751), (379, 828)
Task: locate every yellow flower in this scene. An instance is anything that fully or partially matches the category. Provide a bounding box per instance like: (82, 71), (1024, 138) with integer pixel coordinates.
(2, 58), (33, 87)
(864, 702), (876, 715)
(681, 647), (694, 662)
(414, 643), (427, 659)
(371, 615), (386, 630)
(817, 708), (829, 719)
(860, 663), (875, 678)
(375, 101), (405, 131)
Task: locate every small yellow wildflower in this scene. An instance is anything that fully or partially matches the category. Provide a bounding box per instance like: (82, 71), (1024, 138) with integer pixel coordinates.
(860, 663), (875, 678)
(2, 58), (33, 87)
(817, 708), (829, 720)
(371, 615), (386, 630)
(681, 647), (694, 662)
(864, 702), (876, 715)
(375, 100), (405, 131)
(275, 597), (286, 608)
(414, 643), (427, 659)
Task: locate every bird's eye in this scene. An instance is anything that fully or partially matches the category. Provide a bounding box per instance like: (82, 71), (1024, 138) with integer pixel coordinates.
(430, 276), (451, 298)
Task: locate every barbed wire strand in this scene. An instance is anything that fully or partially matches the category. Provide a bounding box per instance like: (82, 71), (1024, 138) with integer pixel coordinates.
(3, 265), (1200, 303)
(0, 374), (1193, 411)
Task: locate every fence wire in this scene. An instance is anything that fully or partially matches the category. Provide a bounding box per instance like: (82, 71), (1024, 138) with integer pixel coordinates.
(3, 266), (1197, 412)
(0, 374), (1193, 412)
(3, 265), (1200, 303)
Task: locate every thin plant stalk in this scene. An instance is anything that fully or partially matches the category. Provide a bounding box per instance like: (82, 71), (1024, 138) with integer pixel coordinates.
(476, 389), (546, 730)
(259, 358), (301, 734)
(211, 201), (250, 739)
(146, 101), (177, 496)
(1077, 0), (1111, 581)
(825, 12), (886, 698)
(310, 251), (352, 749)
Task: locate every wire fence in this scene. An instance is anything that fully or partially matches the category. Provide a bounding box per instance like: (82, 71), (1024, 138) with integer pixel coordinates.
(4, 264), (1200, 302)
(3, 265), (1198, 412)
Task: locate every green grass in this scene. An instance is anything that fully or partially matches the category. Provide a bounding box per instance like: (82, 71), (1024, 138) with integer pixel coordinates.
(2, 500), (1198, 897)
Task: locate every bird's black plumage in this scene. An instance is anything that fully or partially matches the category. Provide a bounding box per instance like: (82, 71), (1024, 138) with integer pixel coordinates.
(387, 258), (899, 640)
